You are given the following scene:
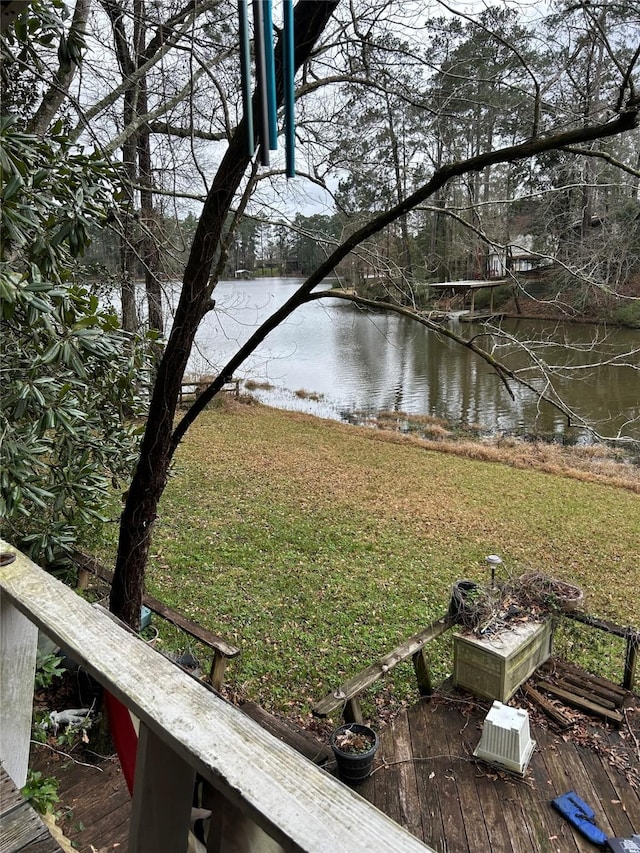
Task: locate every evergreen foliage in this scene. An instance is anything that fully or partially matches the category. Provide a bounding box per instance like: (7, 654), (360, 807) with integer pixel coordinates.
(0, 117), (151, 565)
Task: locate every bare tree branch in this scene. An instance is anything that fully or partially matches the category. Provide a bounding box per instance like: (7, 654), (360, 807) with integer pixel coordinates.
(561, 144), (640, 179)
(147, 120), (227, 143)
(69, 0), (220, 142)
(171, 106), (639, 450)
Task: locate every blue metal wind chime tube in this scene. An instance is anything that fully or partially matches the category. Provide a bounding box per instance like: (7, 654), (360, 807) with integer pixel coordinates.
(262, 0), (278, 150)
(237, 0), (296, 176)
(283, 0), (295, 177)
(237, 0), (254, 157)
(252, 0), (270, 166)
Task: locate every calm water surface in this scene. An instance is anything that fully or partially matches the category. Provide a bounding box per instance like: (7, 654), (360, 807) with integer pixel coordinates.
(181, 278), (639, 443)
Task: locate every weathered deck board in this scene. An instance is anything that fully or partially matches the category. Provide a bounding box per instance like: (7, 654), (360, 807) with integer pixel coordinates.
(388, 710), (424, 841)
(440, 705), (493, 851)
(408, 703), (449, 852)
(28, 751), (130, 853)
(531, 728), (593, 851)
(368, 712), (403, 828)
(63, 772), (130, 851)
(526, 729), (582, 852)
(455, 705), (516, 852)
(0, 767), (64, 853)
(577, 740), (636, 839)
(418, 703), (468, 852)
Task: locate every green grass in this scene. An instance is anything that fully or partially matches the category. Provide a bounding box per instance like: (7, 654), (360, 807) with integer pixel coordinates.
(94, 403), (640, 720)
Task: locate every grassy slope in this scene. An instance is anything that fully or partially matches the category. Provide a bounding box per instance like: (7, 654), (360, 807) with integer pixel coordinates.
(104, 403), (640, 718)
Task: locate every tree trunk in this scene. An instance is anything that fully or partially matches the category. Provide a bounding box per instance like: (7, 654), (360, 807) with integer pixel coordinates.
(140, 141), (163, 335)
(26, 0), (91, 137)
(133, 0), (164, 338)
(580, 20), (606, 243)
(137, 78), (164, 339)
(385, 94), (413, 289)
(110, 1), (341, 626)
(103, 0), (140, 334)
(120, 114), (139, 334)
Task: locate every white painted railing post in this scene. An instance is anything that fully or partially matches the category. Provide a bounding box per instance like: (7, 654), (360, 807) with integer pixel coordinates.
(0, 576), (38, 787)
(203, 784), (288, 853)
(129, 722), (196, 853)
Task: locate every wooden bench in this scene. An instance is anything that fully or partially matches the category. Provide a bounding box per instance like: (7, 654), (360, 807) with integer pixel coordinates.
(73, 552), (240, 692)
(179, 377), (240, 404)
(312, 616), (452, 724)
(313, 609), (638, 727)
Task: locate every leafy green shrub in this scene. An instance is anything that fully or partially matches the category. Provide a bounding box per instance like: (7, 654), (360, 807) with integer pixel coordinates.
(0, 117), (154, 565)
(34, 652), (66, 690)
(21, 770), (60, 814)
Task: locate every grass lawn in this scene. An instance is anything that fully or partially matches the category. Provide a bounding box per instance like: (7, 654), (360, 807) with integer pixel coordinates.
(96, 401), (640, 721)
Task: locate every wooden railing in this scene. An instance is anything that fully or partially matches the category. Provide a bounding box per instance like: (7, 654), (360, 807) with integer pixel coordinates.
(313, 610), (639, 726)
(72, 551), (240, 691)
(312, 617), (451, 724)
(0, 542), (433, 853)
(562, 609), (638, 691)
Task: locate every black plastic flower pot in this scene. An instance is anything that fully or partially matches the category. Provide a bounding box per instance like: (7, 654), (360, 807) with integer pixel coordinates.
(330, 723), (379, 786)
(447, 579), (480, 623)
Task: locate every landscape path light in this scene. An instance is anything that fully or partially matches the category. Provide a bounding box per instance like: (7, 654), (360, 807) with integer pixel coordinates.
(486, 554), (503, 589)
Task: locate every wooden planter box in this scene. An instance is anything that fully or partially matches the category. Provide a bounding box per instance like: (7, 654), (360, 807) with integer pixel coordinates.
(453, 619), (552, 702)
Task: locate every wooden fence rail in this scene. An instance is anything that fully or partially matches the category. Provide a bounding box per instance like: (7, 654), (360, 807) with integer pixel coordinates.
(313, 609), (639, 726)
(72, 551), (240, 691)
(179, 378), (240, 404)
(312, 617), (451, 724)
(0, 541), (433, 853)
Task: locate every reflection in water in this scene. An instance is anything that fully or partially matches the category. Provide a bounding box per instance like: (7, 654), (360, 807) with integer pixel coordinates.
(184, 278), (639, 443)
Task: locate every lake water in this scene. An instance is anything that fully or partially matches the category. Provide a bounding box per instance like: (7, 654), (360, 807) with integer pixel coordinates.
(181, 277), (639, 444)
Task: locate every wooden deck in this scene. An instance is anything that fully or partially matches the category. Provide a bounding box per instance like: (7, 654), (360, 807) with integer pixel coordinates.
(28, 749), (130, 852)
(356, 686), (640, 852)
(0, 766), (64, 853)
(29, 675), (639, 852)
